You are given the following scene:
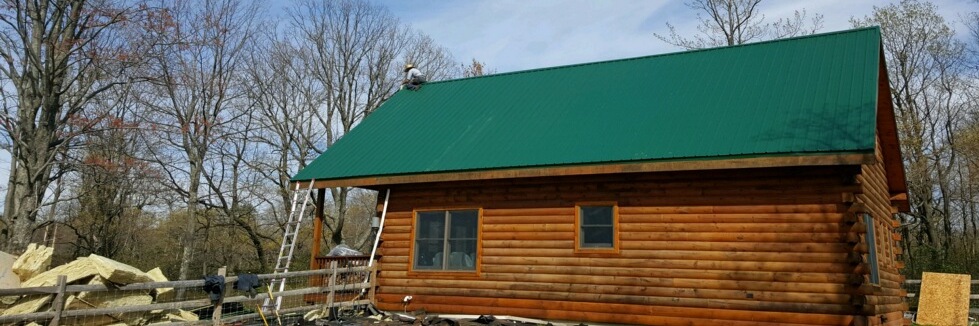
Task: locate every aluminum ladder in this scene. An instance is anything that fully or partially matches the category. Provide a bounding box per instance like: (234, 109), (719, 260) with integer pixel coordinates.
(264, 180), (316, 312)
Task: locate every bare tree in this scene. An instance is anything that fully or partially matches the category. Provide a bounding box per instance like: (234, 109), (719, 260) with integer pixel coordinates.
(134, 0), (259, 290)
(62, 84), (162, 258)
(460, 58), (495, 78)
(200, 103), (278, 272)
(655, 0), (824, 49)
(853, 0), (972, 273)
(0, 0), (140, 251)
(242, 29), (322, 229)
(284, 0), (457, 253)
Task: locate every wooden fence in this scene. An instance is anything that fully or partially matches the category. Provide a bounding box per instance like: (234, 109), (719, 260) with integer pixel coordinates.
(904, 279), (979, 299)
(0, 262), (377, 325)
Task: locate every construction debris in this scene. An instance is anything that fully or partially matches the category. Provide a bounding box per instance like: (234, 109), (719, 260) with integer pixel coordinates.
(0, 244), (198, 325)
(2, 295), (52, 316)
(916, 272), (971, 326)
(0, 251), (19, 289)
(88, 254), (154, 284)
(11, 243), (53, 282)
(22, 256), (96, 287)
(145, 267), (173, 297)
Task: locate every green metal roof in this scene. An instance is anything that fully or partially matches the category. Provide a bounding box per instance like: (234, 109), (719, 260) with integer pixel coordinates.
(293, 27), (882, 183)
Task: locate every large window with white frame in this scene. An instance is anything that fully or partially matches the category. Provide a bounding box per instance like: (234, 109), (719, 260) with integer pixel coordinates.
(413, 209), (479, 271)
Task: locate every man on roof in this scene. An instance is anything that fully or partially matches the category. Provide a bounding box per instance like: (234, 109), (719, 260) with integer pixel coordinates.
(402, 63), (425, 91)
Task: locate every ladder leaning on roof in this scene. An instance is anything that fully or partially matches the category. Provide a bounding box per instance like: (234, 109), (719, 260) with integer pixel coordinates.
(264, 179), (316, 312)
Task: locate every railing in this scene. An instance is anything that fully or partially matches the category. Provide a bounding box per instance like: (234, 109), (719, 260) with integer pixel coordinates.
(0, 264), (377, 326)
(306, 255), (374, 304)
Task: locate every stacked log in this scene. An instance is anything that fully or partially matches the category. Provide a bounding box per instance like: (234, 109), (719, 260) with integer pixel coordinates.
(373, 163), (910, 325)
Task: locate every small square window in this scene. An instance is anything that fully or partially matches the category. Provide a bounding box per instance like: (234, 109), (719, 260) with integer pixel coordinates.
(576, 204), (618, 252)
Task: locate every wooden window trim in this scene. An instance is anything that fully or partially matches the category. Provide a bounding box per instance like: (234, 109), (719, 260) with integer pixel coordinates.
(863, 213), (881, 286)
(408, 207), (482, 278)
(574, 202), (620, 256)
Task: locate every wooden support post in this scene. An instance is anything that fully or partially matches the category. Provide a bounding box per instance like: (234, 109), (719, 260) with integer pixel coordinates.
(368, 264), (377, 303)
(310, 189), (326, 269)
(325, 261), (338, 316)
(47, 275), (67, 326)
(212, 266), (226, 326)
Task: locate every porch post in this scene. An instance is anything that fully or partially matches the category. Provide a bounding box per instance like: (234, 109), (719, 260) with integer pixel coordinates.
(310, 188), (326, 269)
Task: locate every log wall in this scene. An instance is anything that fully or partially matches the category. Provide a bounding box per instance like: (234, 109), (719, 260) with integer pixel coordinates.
(851, 137), (908, 326)
(372, 164), (905, 325)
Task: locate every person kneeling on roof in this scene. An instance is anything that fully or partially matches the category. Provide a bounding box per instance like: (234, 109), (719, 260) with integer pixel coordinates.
(402, 63), (425, 90)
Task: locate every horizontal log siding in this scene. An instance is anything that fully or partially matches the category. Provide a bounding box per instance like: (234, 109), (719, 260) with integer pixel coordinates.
(375, 166), (868, 325)
(853, 138), (908, 325)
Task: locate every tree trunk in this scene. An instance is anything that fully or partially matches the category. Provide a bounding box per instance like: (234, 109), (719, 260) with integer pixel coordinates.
(3, 114), (57, 252)
(176, 160), (201, 299)
(329, 187), (349, 247)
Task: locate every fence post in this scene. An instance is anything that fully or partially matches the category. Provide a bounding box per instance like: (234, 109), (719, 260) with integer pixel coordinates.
(326, 261), (339, 312)
(368, 264), (377, 303)
(212, 266), (226, 326)
(47, 275), (67, 326)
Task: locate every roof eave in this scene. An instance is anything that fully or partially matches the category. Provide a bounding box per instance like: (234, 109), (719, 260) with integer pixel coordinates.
(875, 47), (910, 212)
(294, 152), (875, 189)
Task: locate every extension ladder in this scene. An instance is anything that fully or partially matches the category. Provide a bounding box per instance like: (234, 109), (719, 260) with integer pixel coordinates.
(264, 180), (316, 312)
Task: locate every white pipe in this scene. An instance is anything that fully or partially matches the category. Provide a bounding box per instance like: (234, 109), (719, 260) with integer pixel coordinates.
(367, 189), (390, 268)
(361, 188), (391, 294)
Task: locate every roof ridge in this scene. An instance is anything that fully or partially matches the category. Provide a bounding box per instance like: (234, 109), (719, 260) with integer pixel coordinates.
(423, 26), (881, 86)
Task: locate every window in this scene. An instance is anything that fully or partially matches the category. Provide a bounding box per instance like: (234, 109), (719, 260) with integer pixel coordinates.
(576, 203), (618, 252)
(413, 209), (479, 271)
(864, 213), (880, 285)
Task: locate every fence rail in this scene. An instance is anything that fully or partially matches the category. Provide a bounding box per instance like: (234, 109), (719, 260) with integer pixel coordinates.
(904, 279), (979, 299)
(0, 263), (377, 325)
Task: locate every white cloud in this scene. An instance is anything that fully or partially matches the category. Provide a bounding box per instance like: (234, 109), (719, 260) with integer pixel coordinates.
(382, 0), (673, 72)
(381, 0), (976, 73)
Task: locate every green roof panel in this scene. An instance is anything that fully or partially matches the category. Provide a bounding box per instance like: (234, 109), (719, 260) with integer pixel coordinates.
(293, 27), (881, 183)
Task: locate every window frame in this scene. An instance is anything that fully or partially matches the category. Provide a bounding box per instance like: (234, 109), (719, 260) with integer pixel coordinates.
(408, 207), (482, 276)
(574, 202), (620, 255)
(863, 213), (881, 285)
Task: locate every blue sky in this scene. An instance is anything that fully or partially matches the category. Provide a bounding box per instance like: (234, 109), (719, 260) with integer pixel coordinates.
(361, 0), (976, 73)
(1, 0), (977, 210)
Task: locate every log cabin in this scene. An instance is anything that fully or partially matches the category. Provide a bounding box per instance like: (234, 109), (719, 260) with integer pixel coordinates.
(293, 27), (910, 326)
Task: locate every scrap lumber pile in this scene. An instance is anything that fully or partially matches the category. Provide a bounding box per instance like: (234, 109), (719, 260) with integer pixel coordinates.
(0, 244), (199, 325)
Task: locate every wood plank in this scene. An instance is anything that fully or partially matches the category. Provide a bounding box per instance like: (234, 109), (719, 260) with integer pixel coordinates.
(378, 301), (827, 326)
(481, 215), (572, 224)
(379, 271), (852, 294)
(379, 282), (855, 305)
(476, 265), (852, 283)
(297, 153), (871, 188)
(375, 295), (855, 325)
(480, 240), (851, 253)
(480, 256), (853, 273)
(638, 204), (844, 214)
(619, 213), (844, 223)
(619, 231), (844, 243)
(618, 222), (841, 233)
(617, 241), (850, 253)
(482, 232), (574, 241)
(482, 224), (575, 232)
(479, 248), (848, 263)
(377, 287), (858, 315)
(481, 240), (575, 249)
(481, 207), (573, 216)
